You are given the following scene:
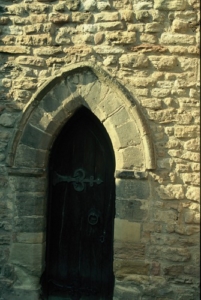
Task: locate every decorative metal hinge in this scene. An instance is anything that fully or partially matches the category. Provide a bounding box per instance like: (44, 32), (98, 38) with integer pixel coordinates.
(53, 168), (103, 191)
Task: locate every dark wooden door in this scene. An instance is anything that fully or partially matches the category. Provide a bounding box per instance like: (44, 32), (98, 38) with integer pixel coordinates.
(42, 107), (115, 300)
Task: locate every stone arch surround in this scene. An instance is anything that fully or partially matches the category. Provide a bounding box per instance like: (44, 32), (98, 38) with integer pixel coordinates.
(8, 62), (155, 171)
(7, 62), (156, 297)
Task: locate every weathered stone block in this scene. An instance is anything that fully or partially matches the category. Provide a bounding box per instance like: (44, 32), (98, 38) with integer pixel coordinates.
(114, 259), (150, 277)
(14, 232), (45, 244)
(154, 0), (187, 10)
(160, 33), (195, 45)
(116, 179), (150, 200)
(106, 31), (136, 44)
(50, 13), (70, 24)
(94, 12), (119, 22)
(14, 144), (46, 169)
(9, 176), (46, 193)
(120, 10), (134, 22)
(16, 56), (46, 67)
(10, 243), (44, 276)
(15, 192), (45, 217)
(140, 33), (158, 44)
(20, 123), (51, 150)
(119, 53), (149, 68)
(114, 241), (145, 260)
(71, 12), (92, 23)
(121, 146), (145, 169)
(14, 216), (46, 232)
(156, 184), (184, 199)
(116, 199), (146, 221)
(175, 125), (199, 138)
(114, 219), (141, 243)
(115, 122), (141, 147)
(186, 186), (200, 202)
(0, 46), (31, 54)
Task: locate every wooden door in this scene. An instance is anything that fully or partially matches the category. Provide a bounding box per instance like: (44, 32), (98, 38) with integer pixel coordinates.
(41, 107), (115, 300)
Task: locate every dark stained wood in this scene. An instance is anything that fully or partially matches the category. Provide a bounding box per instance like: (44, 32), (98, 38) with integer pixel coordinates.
(41, 106), (115, 300)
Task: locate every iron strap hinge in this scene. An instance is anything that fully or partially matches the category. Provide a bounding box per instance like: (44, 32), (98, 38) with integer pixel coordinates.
(52, 168), (103, 191)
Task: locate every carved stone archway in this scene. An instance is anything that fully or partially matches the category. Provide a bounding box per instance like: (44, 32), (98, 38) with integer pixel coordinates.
(8, 62), (156, 297)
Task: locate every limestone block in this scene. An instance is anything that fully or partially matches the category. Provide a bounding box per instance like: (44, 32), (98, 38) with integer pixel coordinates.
(135, 10), (151, 22)
(80, 0), (97, 12)
(14, 216), (46, 233)
(145, 22), (161, 33)
(72, 33), (94, 44)
(55, 28), (72, 44)
(140, 33), (158, 44)
(162, 247), (191, 262)
(114, 284), (141, 299)
(15, 142), (47, 170)
(141, 98), (162, 109)
(181, 173), (200, 185)
(172, 19), (188, 33)
(186, 186), (200, 202)
(156, 184), (184, 199)
(71, 12), (92, 23)
(120, 10), (134, 22)
(121, 146), (145, 169)
(175, 224), (200, 235)
(97, 22), (124, 31)
(116, 179), (150, 200)
(154, 0), (187, 10)
(10, 243), (44, 276)
(151, 88), (171, 98)
(184, 138), (200, 151)
(114, 241), (145, 260)
(16, 34), (53, 46)
(184, 211), (200, 224)
(26, 3), (49, 14)
(0, 46), (31, 54)
(99, 92), (122, 116)
(156, 56), (177, 71)
(94, 12), (119, 22)
(115, 122), (141, 147)
(97, 1), (111, 11)
(114, 219), (141, 243)
(0, 113), (16, 128)
(16, 56), (46, 67)
(49, 13), (70, 24)
(15, 192), (45, 216)
(104, 108), (130, 128)
(164, 265), (184, 276)
(9, 176), (46, 193)
(175, 112), (193, 125)
(93, 45), (125, 54)
(0, 17), (9, 24)
(114, 259), (149, 277)
(29, 14), (48, 23)
(116, 199), (146, 221)
(175, 125), (199, 138)
(66, 0), (80, 11)
(160, 33), (195, 45)
(34, 46), (63, 56)
(119, 53), (149, 68)
(15, 232), (45, 244)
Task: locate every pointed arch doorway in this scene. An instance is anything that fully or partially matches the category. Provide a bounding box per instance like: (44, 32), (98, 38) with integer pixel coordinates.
(41, 106), (115, 300)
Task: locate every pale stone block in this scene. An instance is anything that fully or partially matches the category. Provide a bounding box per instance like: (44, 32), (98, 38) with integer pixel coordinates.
(156, 184), (184, 199)
(160, 32), (195, 45)
(186, 186), (200, 202)
(10, 243), (45, 276)
(154, 0), (187, 10)
(15, 232), (45, 244)
(94, 12), (119, 22)
(114, 218), (141, 242)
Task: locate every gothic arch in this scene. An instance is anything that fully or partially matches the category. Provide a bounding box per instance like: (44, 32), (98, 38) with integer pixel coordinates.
(7, 62), (156, 172)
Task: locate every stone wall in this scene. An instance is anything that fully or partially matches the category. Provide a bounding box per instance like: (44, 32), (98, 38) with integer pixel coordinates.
(0, 0), (200, 299)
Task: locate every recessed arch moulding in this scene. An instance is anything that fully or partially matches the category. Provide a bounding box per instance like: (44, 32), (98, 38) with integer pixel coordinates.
(8, 62), (156, 172)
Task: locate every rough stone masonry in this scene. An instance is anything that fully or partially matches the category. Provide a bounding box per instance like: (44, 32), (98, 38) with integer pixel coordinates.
(0, 0), (200, 299)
